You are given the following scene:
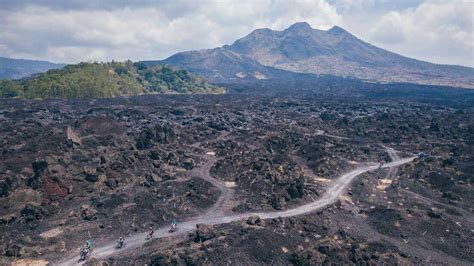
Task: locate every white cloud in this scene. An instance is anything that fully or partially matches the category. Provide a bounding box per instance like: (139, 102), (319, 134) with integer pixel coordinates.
(0, 0), (342, 63)
(369, 11), (406, 44)
(366, 0), (473, 66)
(0, 0), (472, 66)
(266, 0), (342, 30)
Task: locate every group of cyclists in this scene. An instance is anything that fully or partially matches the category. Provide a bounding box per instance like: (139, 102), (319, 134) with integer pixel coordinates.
(146, 220), (177, 240)
(80, 220), (178, 261)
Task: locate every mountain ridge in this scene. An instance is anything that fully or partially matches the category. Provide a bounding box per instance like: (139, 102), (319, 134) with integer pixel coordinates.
(148, 22), (474, 88)
(0, 57), (65, 80)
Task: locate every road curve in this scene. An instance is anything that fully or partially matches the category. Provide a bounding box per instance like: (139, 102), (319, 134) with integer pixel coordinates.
(57, 156), (415, 265)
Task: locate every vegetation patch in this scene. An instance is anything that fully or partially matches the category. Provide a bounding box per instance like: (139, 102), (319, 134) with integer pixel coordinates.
(0, 61), (224, 99)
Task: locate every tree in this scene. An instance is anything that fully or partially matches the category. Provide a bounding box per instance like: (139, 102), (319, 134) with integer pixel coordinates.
(0, 79), (23, 98)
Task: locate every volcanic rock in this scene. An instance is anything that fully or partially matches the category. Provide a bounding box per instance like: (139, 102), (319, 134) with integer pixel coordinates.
(28, 160), (48, 189)
(246, 215), (261, 225)
(427, 207), (443, 219)
(194, 224), (216, 242)
(80, 205), (98, 220)
(20, 204), (43, 223)
(3, 244), (23, 257)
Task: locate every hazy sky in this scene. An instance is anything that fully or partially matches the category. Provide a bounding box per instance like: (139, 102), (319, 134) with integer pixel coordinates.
(0, 0), (472, 66)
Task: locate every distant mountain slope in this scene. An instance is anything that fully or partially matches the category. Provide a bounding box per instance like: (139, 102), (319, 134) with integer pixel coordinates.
(147, 48), (307, 83)
(149, 22), (474, 88)
(0, 61), (224, 99)
(0, 57), (65, 79)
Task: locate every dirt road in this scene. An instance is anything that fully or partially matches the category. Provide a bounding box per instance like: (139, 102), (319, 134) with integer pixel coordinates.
(57, 151), (415, 265)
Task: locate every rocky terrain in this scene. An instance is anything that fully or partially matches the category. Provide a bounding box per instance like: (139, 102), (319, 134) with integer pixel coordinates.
(151, 22), (474, 88)
(0, 84), (473, 265)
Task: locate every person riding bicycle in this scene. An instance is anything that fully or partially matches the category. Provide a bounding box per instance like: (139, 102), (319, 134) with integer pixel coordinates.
(80, 247), (89, 261)
(147, 226), (154, 239)
(117, 237), (124, 248)
(170, 219), (178, 232)
(86, 240), (93, 251)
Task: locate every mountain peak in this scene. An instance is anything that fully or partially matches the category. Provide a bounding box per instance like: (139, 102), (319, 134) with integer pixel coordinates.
(161, 22), (474, 88)
(286, 22), (313, 32)
(250, 27), (273, 35)
(327, 25), (349, 35)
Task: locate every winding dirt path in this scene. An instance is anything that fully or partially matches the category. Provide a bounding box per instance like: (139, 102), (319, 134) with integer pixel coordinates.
(57, 150), (415, 265)
(384, 146), (400, 181)
(190, 154), (234, 216)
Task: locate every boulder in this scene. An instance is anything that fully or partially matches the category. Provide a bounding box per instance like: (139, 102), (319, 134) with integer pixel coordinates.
(84, 167), (98, 182)
(167, 152), (178, 165)
(136, 128), (154, 150)
(208, 121), (227, 131)
(287, 178), (305, 199)
(140, 180), (151, 187)
(320, 111), (337, 121)
(136, 124), (176, 149)
(85, 173), (98, 182)
(194, 224), (216, 242)
(0, 178), (12, 197)
(338, 229), (348, 239)
(4, 244), (23, 257)
(182, 160), (194, 170)
(80, 205), (98, 220)
(67, 127), (81, 145)
(154, 124), (176, 144)
(148, 150), (161, 160)
(28, 160), (48, 189)
(0, 214), (17, 225)
(427, 207), (443, 219)
(317, 244), (331, 255)
(32, 160), (48, 177)
(105, 179), (118, 189)
(442, 191), (461, 201)
(145, 173), (160, 184)
(271, 196), (285, 210)
(246, 215), (261, 225)
(21, 204), (43, 223)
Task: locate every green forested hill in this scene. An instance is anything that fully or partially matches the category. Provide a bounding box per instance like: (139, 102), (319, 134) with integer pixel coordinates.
(0, 61), (225, 99)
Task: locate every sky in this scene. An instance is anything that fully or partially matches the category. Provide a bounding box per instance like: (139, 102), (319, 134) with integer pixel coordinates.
(0, 0), (473, 67)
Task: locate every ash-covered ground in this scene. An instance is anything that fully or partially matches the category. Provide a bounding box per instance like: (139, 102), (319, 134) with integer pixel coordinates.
(0, 84), (473, 265)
